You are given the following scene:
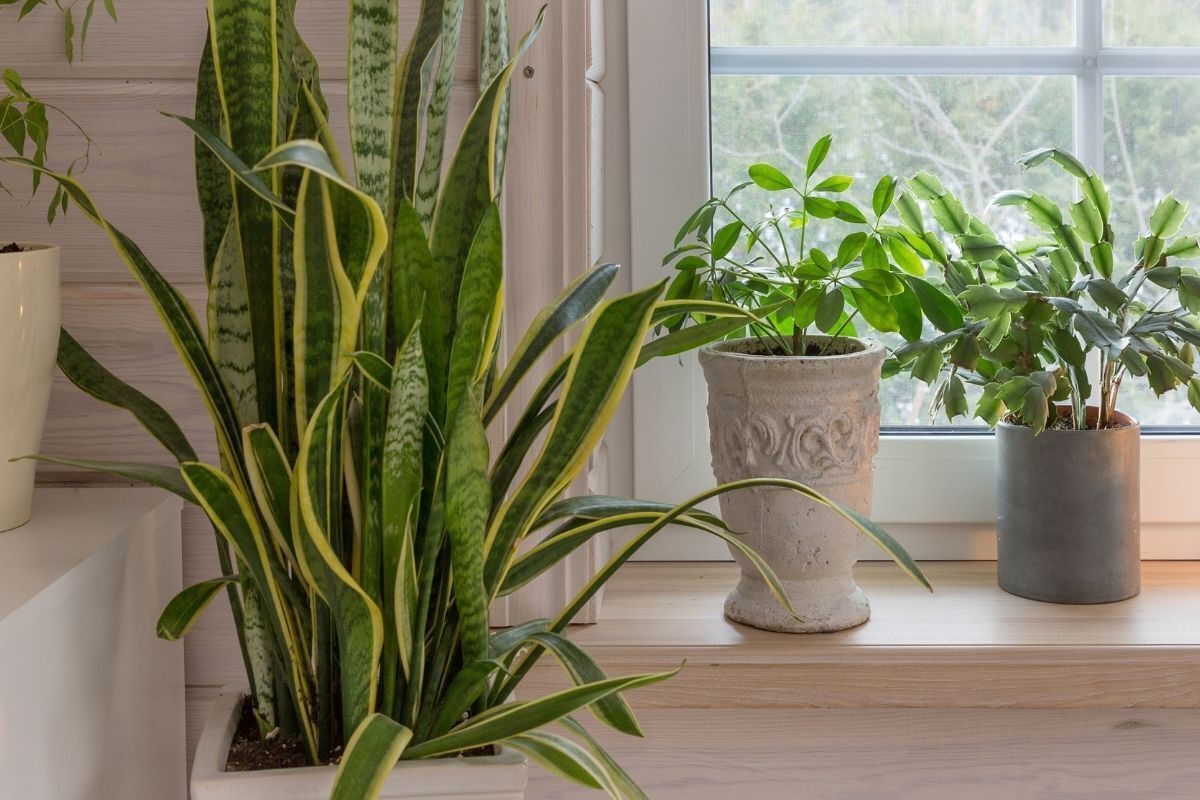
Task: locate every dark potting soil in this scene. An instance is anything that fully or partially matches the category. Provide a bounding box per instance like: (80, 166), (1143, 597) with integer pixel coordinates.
(0, 242), (24, 254)
(223, 697), (497, 772)
(224, 696), (316, 772)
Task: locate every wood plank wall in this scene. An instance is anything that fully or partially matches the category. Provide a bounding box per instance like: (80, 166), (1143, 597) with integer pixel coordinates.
(3, 1), (481, 763)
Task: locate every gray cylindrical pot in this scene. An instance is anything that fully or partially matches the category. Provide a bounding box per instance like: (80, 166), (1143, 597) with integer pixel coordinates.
(996, 408), (1141, 604)
(699, 336), (884, 633)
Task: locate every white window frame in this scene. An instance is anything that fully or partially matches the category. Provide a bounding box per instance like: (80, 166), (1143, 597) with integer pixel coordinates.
(626, 0), (1200, 561)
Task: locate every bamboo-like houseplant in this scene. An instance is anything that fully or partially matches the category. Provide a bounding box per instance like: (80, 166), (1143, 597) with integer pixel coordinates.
(667, 136), (942, 632)
(1, 3), (929, 799)
(894, 148), (1200, 604)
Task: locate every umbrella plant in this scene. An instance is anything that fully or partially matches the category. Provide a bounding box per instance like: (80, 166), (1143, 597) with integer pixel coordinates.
(664, 134), (961, 356)
(891, 147), (1200, 432)
(1, 2), (928, 798)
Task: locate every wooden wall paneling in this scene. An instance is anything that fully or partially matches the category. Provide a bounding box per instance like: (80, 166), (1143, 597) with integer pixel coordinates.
(6, 1), (478, 82)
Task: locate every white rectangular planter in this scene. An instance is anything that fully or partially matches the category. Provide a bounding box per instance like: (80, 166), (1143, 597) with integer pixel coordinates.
(192, 688), (528, 800)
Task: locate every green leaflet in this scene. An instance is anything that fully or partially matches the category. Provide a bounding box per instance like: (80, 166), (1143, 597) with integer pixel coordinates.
(414, 0), (465, 228)
(56, 328), (196, 462)
(330, 715), (413, 800)
(485, 263), (620, 423)
(392, 0), (445, 207)
(156, 577), (236, 641)
(383, 327), (427, 682)
(503, 731), (625, 798)
(445, 389), (491, 668)
(207, 0), (282, 430)
(523, 631), (641, 737)
(293, 374), (383, 738)
(404, 670), (678, 760)
(348, 0), (398, 211)
(484, 279), (666, 597)
(446, 204), (503, 424)
(21, 456), (194, 503)
(208, 221), (258, 428)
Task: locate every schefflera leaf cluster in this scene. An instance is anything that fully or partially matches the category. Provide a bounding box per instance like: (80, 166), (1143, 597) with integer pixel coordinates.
(664, 134), (962, 357)
(0, 4), (931, 799)
(891, 147), (1200, 433)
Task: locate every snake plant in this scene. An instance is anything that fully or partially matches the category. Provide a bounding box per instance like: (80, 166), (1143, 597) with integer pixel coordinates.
(1, 2), (928, 797)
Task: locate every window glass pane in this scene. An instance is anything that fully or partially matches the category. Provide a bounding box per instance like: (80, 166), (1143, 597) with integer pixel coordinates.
(1105, 76), (1200, 426)
(710, 1), (1075, 47)
(709, 75), (1075, 426)
(1103, 0), (1200, 47)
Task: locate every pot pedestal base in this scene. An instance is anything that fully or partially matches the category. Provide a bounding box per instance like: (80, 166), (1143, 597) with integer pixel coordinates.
(724, 575), (870, 633)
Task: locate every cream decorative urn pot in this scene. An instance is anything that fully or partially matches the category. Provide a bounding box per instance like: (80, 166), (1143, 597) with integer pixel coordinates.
(0, 243), (60, 532)
(699, 336), (885, 632)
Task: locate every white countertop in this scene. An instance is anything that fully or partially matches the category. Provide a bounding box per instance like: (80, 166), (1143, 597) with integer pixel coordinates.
(0, 487), (183, 627)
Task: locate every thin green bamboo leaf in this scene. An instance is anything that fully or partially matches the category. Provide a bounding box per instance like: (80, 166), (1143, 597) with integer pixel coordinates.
(485, 279), (666, 597)
(485, 262), (620, 424)
(155, 577), (236, 641)
(414, 0), (465, 228)
(523, 631), (642, 737)
(348, 0), (398, 211)
(446, 203), (503, 424)
(391, 0), (444, 206)
(56, 328), (197, 462)
(293, 374), (384, 737)
(501, 732), (622, 798)
(558, 716), (649, 800)
(406, 670), (678, 760)
(330, 714), (413, 800)
(383, 326), (427, 681)
(445, 388), (491, 667)
(19, 456), (195, 502)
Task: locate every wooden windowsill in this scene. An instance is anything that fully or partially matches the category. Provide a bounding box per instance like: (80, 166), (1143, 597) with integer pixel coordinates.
(525, 562), (1200, 709)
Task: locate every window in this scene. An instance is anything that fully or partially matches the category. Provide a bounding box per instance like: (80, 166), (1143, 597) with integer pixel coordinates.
(626, 0), (1200, 560)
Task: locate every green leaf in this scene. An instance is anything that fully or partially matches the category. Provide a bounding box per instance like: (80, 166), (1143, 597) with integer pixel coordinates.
(1091, 242), (1114, 279)
(1017, 146), (1089, 179)
(949, 334), (980, 370)
(446, 390), (492, 666)
(943, 374), (968, 419)
(911, 345), (943, 384)
(958, 285), (1025, 319)
(56, 328), (197, 462)
(351, 351), (395, 392)
(405, 670), (679, 759)
(502, 732), (623, 798)
(1188, 378), (1200, 413)
(524, 632), (642, 736)
(331, 715), (413, 800)
(711, 220), (743, 260)
(872, 175), (896, 218)
(447, 204), (504, 423)
(156, 578), (236, 641)
(638, 303), (785, 365)
(804, 196), (838, 219)
(861, 237), (889, 270)
(414, 0), (468, 225)
(747, 162), (793, 191)
(20, 456), (195, 502)
(980, 312), (1012, 346)
(909, 172), (969, 234)
(896, 191), (925, 234)
(1149, 194), (1188, 239)
(1166, 236), (1200, 260)
(347, 0), (399, 210)
(815, 288), (845, 332)
(836, 232), (868, 267)
(849, 287), (899, 333)
(905, 276), (964, 333)
(1087, 279), (1128, 314)
(887, 237), (924, 276)
(805, 134), (832, 178)
(834, 200), (868, 224)
(1070, 197), (1104, 245)
(1020, 386), (1050, 434)
(892, 282), (924, 341)
(851, 268), (904, 296)
(813, 174), (852, 192)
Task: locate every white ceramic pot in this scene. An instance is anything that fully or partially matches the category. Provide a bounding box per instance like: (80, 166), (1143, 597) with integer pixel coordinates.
(699, 336), (885, 633)
(192, 688), (529, 800)
(0, 243), (60, 532)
